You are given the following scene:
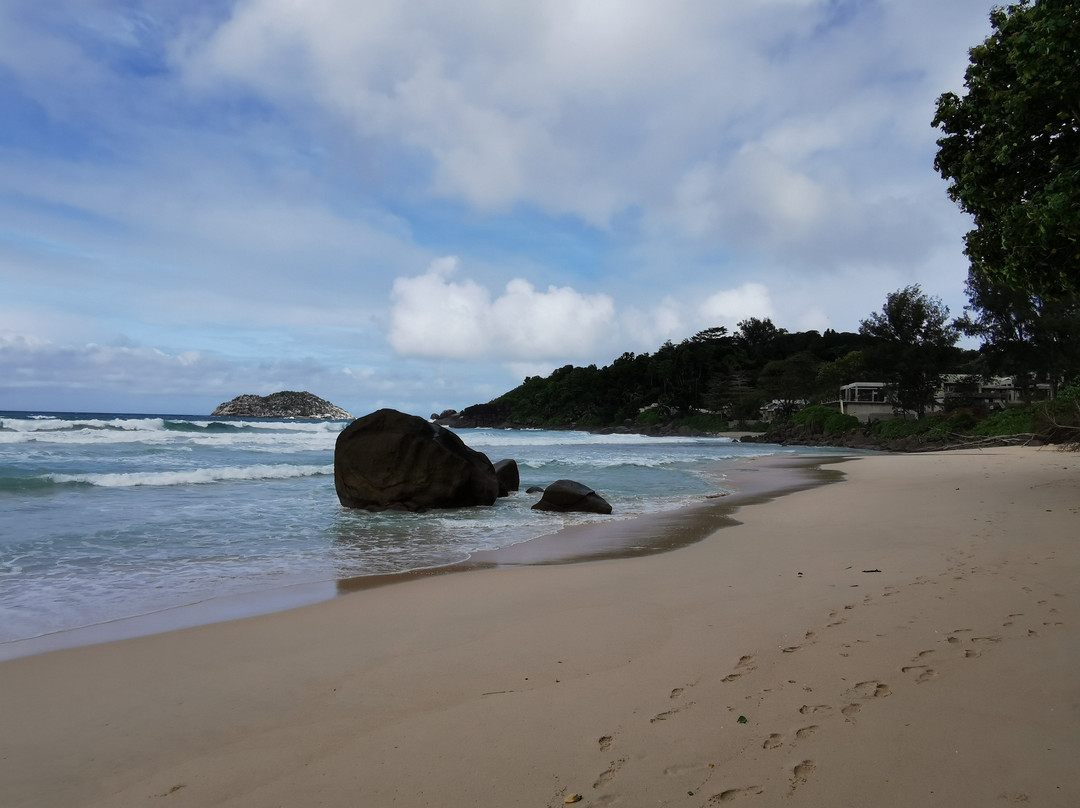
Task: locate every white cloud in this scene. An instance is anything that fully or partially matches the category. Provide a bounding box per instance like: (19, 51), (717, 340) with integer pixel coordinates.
(388, 257), (616, 361)
(178, 0), (855, 226)
(672, 147), (830, 251)
(620, 298), (685, 349)
(177, 0), (987, 248)
(387, 257), (491, 358)
(698, 283), (776, 330)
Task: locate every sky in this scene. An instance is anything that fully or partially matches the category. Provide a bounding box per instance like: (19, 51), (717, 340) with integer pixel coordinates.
(1, 0), (996, 417)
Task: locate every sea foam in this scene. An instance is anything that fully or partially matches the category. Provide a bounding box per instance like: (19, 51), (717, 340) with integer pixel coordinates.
(49, 463), (333, 488)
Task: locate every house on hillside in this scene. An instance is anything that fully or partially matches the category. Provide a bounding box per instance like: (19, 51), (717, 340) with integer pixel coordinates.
(937, 374), (1050, 410)
(761, 399), (808, 422)
(826, 375), (1050, 423)
(833, 382), (894, 423)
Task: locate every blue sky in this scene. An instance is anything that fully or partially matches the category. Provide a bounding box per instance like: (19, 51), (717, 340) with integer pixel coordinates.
(1, 0), (994, 417)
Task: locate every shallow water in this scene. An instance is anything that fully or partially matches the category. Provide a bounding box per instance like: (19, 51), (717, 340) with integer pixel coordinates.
(0, 411), (849, 646)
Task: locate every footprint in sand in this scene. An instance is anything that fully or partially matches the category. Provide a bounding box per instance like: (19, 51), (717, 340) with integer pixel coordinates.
(972, 635), (1002, 644)
(795, 725), (819, 740)
(841, 703), (862, 719)
(670, 687), (684, 699)
(593, 758), (626, 789)
(912, 649), (936, 660)
(851, 680), (892, 699)
(723, 655), (756, 682)
(781, 645), (801, 654)
(790, 760), (817, 791)
(762, 733), (784, 750)
(598, 735), (613, 751)
(964, 649), (981, 659)
(799, 704), (833, 716)
(709, 786), (764, 803)
(901, 665), (938, 683)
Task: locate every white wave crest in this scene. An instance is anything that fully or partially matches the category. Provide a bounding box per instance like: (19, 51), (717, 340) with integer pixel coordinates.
(50, 464), (333, 488)
(454, 428), (733, 448)
(0, 417), (167, 433)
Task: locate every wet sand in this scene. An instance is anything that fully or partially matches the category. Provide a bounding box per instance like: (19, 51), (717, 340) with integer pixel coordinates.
(1, 447), (1077, 807)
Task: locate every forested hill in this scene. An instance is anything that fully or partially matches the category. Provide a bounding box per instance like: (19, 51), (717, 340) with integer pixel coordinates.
(436, 319), (969, 431)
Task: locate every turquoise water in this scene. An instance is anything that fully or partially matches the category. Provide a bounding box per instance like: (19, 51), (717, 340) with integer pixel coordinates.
(0, 411), (843, 645)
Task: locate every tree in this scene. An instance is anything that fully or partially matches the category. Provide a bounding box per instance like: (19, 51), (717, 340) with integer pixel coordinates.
(736, 317), (786, 361)
(933, 0), (1080, 298)
(815, 350), (869, 398)
(957, 271), (1080, 397)
(859, 286), (959, 417)
(757, 352), (819, 418)
(687, 326), (730, 344)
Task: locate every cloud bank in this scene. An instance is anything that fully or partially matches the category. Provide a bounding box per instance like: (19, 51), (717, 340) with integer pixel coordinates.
(0, 0), (993, 414)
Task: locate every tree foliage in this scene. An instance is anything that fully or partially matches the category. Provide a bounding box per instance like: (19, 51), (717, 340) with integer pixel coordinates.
(859, 285), (960, 417)
(481, 322), (884, 428)
(933, 0), (1080, 298)
(957, 271), (1080, 397)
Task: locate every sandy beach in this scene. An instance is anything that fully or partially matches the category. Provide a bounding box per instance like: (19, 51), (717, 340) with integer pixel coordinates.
(1, 446), (1077, 807)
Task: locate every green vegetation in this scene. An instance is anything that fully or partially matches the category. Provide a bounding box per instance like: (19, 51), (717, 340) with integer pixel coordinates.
(1034, 375), (1080, 440)
(970, 407), (1038, 437)
(933, 0), (1079, 299)
(446, 290), (1078, 446)
(926, 411), (979, 440)
(480, 321), (885, 431)
(674, 413), (732, 433)
(792, 405), (859, 436)
(859, 285), (959, 417)
(869, 418), (931, 440)
(635, 408), (662, 426)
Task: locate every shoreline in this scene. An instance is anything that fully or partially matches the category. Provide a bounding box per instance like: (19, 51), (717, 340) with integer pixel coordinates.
(0, 453), (845, 663)
(339, 453), (848, 589)
(2, 446), (1077, 807)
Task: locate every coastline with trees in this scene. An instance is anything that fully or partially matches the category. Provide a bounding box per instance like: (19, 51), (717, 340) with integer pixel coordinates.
(440, 0), (1079, 451)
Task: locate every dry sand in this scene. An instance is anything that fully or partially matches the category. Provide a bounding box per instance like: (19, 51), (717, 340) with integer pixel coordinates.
(1, 447), (1078, 807)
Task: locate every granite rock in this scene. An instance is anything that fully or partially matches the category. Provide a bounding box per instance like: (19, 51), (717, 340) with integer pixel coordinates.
(334, 408), (499, 511)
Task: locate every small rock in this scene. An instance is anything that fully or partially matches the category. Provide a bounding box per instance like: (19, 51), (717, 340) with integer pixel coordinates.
(532, 479), (612, 514)
(493, 458), (520, 497)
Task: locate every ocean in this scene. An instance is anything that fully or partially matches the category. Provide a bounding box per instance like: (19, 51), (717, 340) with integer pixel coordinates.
(0, 411), (848, 654)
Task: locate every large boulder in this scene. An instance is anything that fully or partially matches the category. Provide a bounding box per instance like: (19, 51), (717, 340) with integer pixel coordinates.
(334, 409), (499, 511)
(493, 459), (520, 497)
(531, 479), (613, 514)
